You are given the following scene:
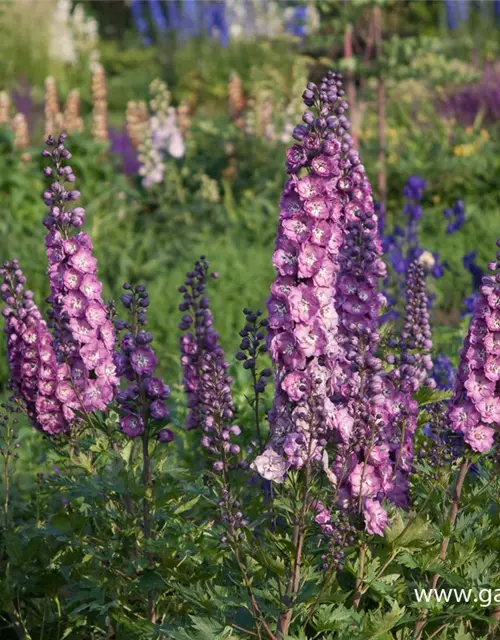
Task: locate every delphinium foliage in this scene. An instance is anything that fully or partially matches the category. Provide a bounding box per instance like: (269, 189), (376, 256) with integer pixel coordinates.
(1, 74), (500, 640)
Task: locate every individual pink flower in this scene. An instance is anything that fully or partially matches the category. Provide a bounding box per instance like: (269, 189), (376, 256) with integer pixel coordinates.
(85, 301), (107, 328)
(267, 296), (292, 330)
(298, 243), (325, 278)
(273, 240), (299, 277)
(294, 321), (326, 358)
(363, 499), (388, 536)
(282, 218), (310, 244)
(281, 371), (311, 402)
(303, 197), (329, 219)
(80, 274), (103, 299)
(288, 285), (319, 323)
(63, 291), (86, 317)
(349, 463), (381, 498)
(463, 424), (495, 453)
(69, 250), (97, 274)
(476, 396), (500, 424)
(270, 331), (306, 369)
(250, 448), (288, 483)
(63, 268), (81, 290)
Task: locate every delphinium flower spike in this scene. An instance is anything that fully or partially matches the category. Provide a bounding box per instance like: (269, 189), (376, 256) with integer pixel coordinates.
(394, 259), (435, 393)
(1, 260), (69, 435)
(253, 71), (353, 480)
(114, 283), (172, 442)
(179, 257), (221, 431)
(448, 238), (500, 453)
(42, 134), (118, 419)
(178, 259), (244, 536)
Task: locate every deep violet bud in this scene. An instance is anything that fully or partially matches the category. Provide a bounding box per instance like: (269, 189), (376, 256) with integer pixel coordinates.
(157, 428), (174, 443)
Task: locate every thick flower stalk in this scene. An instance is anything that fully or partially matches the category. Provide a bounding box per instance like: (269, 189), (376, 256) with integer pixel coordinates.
(63, 89), (84, 134)
(91, 62), (108, 143)
(179, 257), (224, 432)
(11, 113), (30, 161)
(126, 100), (148, 148)
(177, 100), (191, 137)
(228, 71), (245, 126)
(114, 283), (172, 442)
(44, 76), (63, 139)
(1, 260), (69, 435)
(448, 238), (500, 453)
(42, 134), (118, 417)
(0, 90), (10, 125)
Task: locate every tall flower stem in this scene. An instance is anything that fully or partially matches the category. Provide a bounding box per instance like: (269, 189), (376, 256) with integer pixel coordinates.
(353, 542), (368, 608)
(277, 461), (312, 638)
(141, 426), (156, 623)
(373, 5), (386, 203)
(413, 457), (471, 639)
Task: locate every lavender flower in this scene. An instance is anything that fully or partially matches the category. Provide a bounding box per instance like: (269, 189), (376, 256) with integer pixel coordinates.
(1, 261), (69, 435)
(114, 283), (171, 440)
(448, 238), (500, 453)
(443, 200), (466, 235)
(42, 134), (118, 417)
(431, 353), (456, 391)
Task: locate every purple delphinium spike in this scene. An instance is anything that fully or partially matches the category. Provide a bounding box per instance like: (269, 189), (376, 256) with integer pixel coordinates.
(114, 283), (172, 442)
(178, 257), (240, 472)
(1, 260), (69, 435)
(327, 141), (394, 529)
(179, 257), (221, 431)
(395, 260), (435, 393)
(375, 260), (435, 509)
(254, 71), (352, 478)
(448, 239), (500, 454)
(41, 134), (118, 416)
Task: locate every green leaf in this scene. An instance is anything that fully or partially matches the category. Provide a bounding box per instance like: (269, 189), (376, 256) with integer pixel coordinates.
(173, 495), (201, 515)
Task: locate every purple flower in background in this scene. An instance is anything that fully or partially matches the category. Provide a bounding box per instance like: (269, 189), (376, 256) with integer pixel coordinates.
(109, 126), (140, 177)
(148, 0), (167, 34)
(203, 2), (229, 47)
(131, 0), (152, 45)
(41, 134), (118, 419)
(462, 251), (484, 316)
(431, 353), (456, 390)
(445, 0), (459, 30)
(380, 176), (447, 325)
(1, 261), (69, 435)
(441, 64), (500, 126)
(444, 200), (466, 235)
(115, 283), (171, 441)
